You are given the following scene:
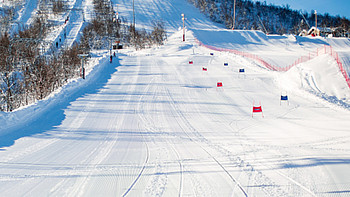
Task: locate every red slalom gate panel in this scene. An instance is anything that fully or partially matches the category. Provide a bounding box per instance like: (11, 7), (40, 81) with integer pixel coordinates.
(253, 106), (262, 112)
(252, 105), (264, 117)
(189, 61), (193, 64)
(202, 67), (207, 71)
(217, 82), (223, 87)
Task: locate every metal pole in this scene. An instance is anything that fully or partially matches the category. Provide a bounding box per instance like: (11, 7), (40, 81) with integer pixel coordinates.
(133, 0), (135, 28)
(300, 11), (310, 29)
(257, 15), (268, 34)
(182, 14), (185, 41)
(109, 39), (112, 63)
(116, 4), (119, 21)
(78, 54), (88, 79)
(232, 0), (236, 30)
(315, 10), (318, 36)
(82, 58), (85, 79)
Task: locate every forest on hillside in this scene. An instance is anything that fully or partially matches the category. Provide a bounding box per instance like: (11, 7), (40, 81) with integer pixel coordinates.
(187, 0), (350, 36)
(0, 0), (166, 112)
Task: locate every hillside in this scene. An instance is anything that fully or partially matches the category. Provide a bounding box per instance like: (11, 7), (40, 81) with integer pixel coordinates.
(187, 0), (350, 36)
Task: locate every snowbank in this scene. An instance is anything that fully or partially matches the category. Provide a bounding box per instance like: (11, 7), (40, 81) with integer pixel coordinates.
(0, 51), (111, 147)
(276, 54), (350, 107)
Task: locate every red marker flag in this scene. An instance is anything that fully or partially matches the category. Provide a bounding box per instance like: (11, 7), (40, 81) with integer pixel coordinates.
(253, 106), (262, 112)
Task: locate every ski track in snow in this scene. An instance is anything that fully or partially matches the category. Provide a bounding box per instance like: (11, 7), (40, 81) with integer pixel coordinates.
(1, 0), (350, 196)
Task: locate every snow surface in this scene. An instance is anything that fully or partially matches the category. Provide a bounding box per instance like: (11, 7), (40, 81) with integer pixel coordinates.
(0, 0), (350, 196)
(5, 0), (39, 34)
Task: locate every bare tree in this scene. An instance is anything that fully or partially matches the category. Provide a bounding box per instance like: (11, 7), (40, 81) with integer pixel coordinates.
(52, 0), (66, 14)
(151, 20), (167, 46)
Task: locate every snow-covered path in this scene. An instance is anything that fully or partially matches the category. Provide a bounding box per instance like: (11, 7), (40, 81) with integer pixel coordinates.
(0, 30), (349, 196)
(0, 0), (350, 196)
(61, 0), (85, 49)
(8, 0), (38, 34)
(42, 0), (87, 53)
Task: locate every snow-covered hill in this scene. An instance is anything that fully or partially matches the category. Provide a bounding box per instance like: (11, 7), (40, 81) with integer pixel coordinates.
(0, 0), (349, 196)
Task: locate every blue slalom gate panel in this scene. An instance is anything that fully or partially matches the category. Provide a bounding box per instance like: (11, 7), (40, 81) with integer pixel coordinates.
(224, 63), (228, 66)
(281, 95), (288, 100)
(239, 68), (245, 73)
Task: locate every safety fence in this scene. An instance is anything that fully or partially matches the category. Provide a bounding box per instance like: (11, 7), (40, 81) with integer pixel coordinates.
(195, 38), (350, 88)
(321, 45), (350, 89)
(195, 39), (279, 71)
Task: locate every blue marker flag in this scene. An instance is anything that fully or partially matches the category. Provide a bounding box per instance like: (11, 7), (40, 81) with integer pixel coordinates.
(281, 95), (288, 100)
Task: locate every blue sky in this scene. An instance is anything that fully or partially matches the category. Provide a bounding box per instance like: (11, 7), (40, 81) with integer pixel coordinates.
(252, 0), (350, 19)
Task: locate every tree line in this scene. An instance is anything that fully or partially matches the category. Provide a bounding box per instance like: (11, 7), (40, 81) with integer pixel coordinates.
(0, 16), (82, 112)
(187, 0), (350, 36)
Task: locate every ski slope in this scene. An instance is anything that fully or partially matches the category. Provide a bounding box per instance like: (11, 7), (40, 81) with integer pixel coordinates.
(0, 0), (350, 196)
(116, 0), (350, 75)
(4, 0), (39, 34)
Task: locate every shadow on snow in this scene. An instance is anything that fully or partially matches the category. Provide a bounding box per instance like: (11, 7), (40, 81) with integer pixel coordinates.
(0, 55), (121, 149)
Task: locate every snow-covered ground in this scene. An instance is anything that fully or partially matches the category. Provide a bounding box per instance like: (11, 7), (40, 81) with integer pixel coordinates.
(0, 0), (350, 196)
(3, 0), (38, 34)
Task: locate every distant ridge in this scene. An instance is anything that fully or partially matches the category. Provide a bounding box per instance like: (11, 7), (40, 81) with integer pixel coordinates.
(187, 0), (350, 36)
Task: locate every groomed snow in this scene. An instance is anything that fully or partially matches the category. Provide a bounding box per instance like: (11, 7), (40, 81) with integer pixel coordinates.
(0, 0), (349, 196)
